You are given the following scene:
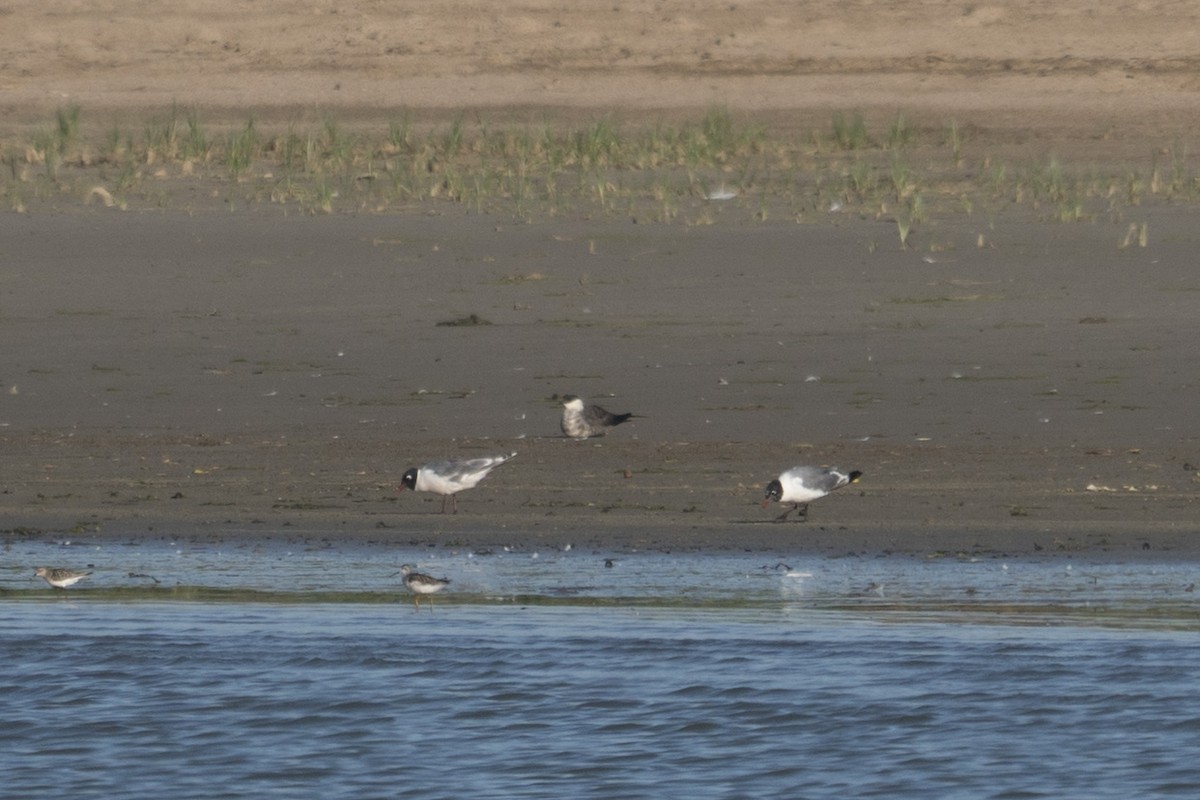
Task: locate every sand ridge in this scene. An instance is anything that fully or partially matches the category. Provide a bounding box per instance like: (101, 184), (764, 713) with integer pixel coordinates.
(5, 0), (1200, 146)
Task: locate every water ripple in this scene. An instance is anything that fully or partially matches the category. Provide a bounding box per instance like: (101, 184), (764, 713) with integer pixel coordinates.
(4, 542), (1200, 797)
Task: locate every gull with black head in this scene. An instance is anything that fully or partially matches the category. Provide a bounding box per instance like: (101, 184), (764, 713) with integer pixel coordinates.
(399, 452), (516, 514)
(762, 466), (862, 522)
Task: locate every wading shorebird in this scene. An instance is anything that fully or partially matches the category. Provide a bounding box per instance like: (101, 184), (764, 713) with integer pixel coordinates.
(396, 564), (450, 611)
(762, 466), (863, 522)
(398, 452), (517, 514)
(34, 567), (92, 589)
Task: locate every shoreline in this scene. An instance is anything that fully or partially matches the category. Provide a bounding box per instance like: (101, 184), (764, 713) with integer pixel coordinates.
(4, 431), (1197, 558)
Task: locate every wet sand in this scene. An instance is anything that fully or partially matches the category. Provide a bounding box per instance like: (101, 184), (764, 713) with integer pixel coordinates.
(2, 209), (1196, 556)
(1, 1), (1198, 556)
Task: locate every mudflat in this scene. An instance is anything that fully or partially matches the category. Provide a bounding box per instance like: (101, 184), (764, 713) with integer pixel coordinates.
(3, 209), (1196, 557)
(1, 1), (1197, 556)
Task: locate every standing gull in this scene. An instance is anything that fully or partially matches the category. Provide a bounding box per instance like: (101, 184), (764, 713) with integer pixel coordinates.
(396, 564), (450, 611)
(34, 567), (92, 589)
(560, 395), (639, 440)
(398, 452), (516, 514)
(762, 466), (862, 522)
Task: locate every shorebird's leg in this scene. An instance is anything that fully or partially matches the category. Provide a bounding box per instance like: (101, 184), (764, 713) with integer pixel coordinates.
(797, 503), (809, 521)
(450, 494), (458, 514)
(440, 495), (448, 514)
(773, 505), (793, 523)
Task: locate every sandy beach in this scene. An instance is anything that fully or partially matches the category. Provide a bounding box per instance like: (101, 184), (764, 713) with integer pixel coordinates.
(1, 1), (1198, 556)
(6, 0), (1200, 144)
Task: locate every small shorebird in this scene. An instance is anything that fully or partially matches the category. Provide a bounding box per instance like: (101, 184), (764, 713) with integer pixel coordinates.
(34, 567), (92, 589)
(762, 466), (862, 522)
(396, 564), (450, 611)
(560, 395), (638, 439)
(399, 452), (516, 514)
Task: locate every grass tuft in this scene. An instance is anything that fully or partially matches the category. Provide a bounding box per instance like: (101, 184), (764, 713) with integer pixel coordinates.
(3, 104), (1194, 226)
(225, 119), (259, 176)
(832, 111), (869, 150)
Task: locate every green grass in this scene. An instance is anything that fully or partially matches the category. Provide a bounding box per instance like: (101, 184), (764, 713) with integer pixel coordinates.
(887, 112), (913, 150)
(3, 103), (1199, 222)
(831, 111), (869, 150)
(225, 119), (259, 176)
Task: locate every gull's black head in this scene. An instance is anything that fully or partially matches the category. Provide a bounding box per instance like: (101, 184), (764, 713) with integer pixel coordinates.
(399, 468), (418, 491)
(763, 479), (783, 502)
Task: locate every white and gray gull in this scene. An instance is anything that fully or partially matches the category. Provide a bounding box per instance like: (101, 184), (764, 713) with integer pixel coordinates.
(398, 452), (517, 514)
(762, 466), (862, 522)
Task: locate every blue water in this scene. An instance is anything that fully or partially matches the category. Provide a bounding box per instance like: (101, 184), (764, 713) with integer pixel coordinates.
(3, 538), (1199, 799)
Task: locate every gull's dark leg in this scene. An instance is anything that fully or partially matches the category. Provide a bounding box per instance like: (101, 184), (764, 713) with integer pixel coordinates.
(775, 502), (810, 523)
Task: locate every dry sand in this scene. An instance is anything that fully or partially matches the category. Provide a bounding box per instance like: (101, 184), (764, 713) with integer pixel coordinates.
(1, 1), (1198, 556)
(7, 0), (1200, 147)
